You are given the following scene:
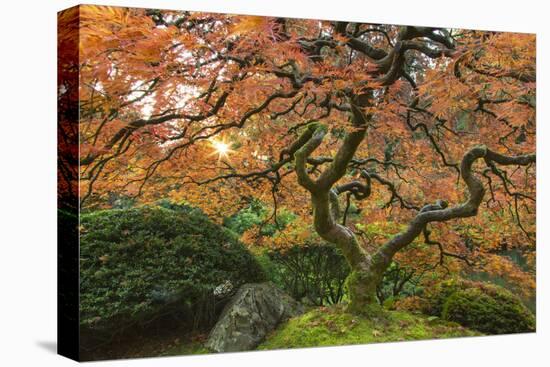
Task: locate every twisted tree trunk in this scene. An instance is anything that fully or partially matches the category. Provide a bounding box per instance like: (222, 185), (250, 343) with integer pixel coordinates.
(293, 121), (535, 314)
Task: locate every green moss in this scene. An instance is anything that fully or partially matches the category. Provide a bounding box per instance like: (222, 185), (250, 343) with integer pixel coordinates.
(382, 297), (397, 310)
(258, 306), (480, 350)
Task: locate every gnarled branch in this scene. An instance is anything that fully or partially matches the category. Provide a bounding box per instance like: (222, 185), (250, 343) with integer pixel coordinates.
(377, 146), (535, 264)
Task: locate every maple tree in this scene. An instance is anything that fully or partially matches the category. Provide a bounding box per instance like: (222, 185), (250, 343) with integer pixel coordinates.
(60, 5), (536, 312)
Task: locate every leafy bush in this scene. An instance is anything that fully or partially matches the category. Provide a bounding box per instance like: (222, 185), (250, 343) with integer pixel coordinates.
(427, 279), (535, 334)
(266, 244), (350, 306)
(79, 205), (265, 344)
(376, 262), (423, 304)
(223, 199), (296, 236)
(223, 200), (265, 235)
(387, 296), (430, 313)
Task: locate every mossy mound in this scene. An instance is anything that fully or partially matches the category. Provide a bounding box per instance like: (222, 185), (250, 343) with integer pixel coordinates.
(79, 204), (265, 343)
(428, 279), (535, 335)
(258, 306), (480, 350)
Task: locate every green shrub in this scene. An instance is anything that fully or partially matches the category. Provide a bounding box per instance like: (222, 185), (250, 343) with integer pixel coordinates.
(426, 279), (465, 316)
(223, 200), (266, 235)
(79, 205), (265, 343)
(254, 252), (282, 285)
(428, 279), (534, 334)
(376, 261), (423, 304)
(223, 199), (296, 236)
(267, 244), (350, 306)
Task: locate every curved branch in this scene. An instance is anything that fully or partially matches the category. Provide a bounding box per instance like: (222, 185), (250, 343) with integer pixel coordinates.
(293, 123), (368, 268)
(376, 146), (535, 263)
(317, 127), (367, 190)
(294, 124), (328, 193)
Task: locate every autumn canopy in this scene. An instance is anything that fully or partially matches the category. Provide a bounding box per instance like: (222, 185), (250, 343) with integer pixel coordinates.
(58, 6), (535, 312)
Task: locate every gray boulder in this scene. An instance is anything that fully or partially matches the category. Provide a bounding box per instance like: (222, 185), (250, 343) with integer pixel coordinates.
(206, 282), (304, 352)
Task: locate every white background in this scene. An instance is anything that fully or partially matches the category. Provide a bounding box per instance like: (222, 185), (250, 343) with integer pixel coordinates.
(0, 0), (547, 366)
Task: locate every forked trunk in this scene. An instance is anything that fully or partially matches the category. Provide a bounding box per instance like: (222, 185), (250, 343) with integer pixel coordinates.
(309, 190), (391, 314)
(344, 252), (390, 314)
(345, 270), (381, 313)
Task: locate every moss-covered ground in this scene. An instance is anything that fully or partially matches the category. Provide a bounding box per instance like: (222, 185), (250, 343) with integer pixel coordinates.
(258, 305), (481, 350)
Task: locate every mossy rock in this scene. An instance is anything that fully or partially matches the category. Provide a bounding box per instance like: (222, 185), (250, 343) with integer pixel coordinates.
(429, 279), (535, 335)
(258, 306), (480, 350)
(79, 205), (265, 342)
(206, 282), (304, 352)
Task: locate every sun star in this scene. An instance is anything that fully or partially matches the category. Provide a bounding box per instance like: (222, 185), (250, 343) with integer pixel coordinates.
(210, 139), (233, 160)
